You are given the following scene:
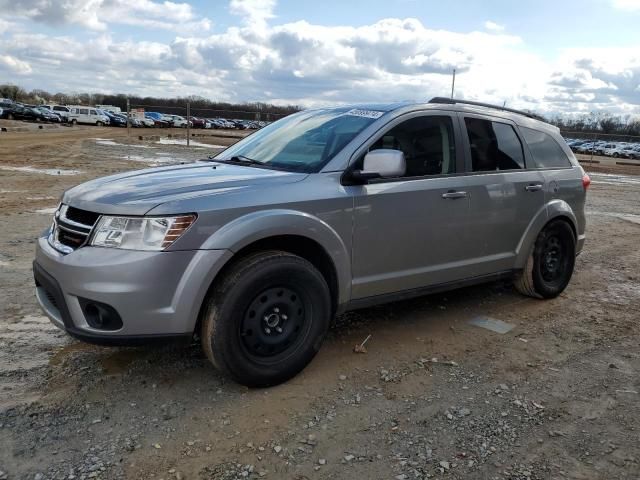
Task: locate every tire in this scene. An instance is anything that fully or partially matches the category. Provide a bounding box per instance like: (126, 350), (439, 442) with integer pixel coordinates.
(96, 121), (103, 126)
(71, 119), (77, 125)
(201, 251), (331, 387)
(514, 220), (576, 299)
(7, 113), (14, 120)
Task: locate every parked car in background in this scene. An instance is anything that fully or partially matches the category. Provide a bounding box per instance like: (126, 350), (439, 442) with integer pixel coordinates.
(231, 120), (247, 130)
(190, 117), (208, 128)
(68, 106), (110, 126)
(99, 110), (127, 127)
(168, 115), (190, 128)
(139, 116), (155, 127)
(33, 106), (62, 123)
(96, 105), (122, 114)
(5, 104), (47, 122)
(42, 105), (71, 122)
(145, 112), (170, 128)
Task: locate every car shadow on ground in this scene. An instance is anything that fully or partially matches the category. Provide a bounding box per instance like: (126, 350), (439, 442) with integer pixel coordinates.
(42, 279), (523, 400)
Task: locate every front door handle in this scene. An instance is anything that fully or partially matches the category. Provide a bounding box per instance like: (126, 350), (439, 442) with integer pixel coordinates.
(441, 190), (468, 199)
(525, 183), (543, 192)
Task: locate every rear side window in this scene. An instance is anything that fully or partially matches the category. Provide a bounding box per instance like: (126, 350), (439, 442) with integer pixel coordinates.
(521, 127), (571, 168)
(79, 108), (88, 115)
(464, 118), (524, 171)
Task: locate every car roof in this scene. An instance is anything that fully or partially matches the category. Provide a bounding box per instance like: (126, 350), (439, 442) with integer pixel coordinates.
(319, 99), (558, 134)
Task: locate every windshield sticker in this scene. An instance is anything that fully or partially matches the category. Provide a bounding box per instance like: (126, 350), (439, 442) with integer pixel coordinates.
(344, 109), (384, 119)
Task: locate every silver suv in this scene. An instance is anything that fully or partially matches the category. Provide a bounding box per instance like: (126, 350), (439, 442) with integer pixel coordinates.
(34, 98), (590, 386)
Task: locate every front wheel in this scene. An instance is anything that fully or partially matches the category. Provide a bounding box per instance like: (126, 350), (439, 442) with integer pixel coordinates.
(201, 251), (331, 387)
(515, 220), (576, 299)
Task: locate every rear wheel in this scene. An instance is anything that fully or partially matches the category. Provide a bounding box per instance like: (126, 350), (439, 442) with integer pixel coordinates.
(71, 119), (77, 125)
(201, 251), (331, 387)
(96, 121), (104, 126)
(515, 220), (576, 299)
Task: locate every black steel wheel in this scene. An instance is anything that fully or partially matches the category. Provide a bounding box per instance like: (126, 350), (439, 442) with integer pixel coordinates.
(515, 220), (576, 299)
(240, 286), (309, 361)
(201, 250), (331, 387)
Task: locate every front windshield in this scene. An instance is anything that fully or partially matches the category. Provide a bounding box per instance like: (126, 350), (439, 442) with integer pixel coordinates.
(216, 108), (385, 172)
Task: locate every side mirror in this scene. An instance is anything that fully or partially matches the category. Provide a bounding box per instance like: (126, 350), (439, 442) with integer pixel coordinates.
(352, 149), (405, 183)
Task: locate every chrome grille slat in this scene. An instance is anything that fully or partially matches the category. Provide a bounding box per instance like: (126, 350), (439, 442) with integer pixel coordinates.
(49, 204), (101, 254)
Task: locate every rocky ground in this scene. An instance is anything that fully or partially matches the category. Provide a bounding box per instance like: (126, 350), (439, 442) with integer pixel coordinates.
(0, 125), (639, 480)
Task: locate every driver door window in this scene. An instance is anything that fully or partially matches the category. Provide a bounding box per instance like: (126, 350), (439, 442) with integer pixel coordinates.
(365, 115), (456, 177)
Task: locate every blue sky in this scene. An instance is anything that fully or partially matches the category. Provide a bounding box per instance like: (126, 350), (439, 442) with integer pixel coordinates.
(1, 0), (639, 115)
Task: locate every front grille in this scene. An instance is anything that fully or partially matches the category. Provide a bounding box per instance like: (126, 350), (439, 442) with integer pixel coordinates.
(57, 228), (88, 249)
(66, 206), (100, 226)
(49, 204), (101, 254)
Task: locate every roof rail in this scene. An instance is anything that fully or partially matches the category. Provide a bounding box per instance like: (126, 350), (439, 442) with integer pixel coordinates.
(428, 97), (545, 122)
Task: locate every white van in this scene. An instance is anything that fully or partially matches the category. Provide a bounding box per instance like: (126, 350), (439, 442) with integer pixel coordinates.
(68, 106), (110, 126)
(42, 105), (72, 121)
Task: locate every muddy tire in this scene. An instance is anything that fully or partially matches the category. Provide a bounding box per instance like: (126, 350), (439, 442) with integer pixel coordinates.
(201, 251), (331, 387)
(515, 220), (576, 299)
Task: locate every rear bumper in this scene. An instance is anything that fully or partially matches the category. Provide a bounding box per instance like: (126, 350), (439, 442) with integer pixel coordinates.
(34, 235), (232, 343)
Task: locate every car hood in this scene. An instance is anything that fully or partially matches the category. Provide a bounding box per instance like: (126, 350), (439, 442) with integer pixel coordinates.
(63, 162), (308, 215)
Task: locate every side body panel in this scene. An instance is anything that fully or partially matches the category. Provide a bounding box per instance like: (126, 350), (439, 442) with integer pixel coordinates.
(150, 172), (354, 307)
(453, 112), (547, 276)
(347, 110), (475, 299)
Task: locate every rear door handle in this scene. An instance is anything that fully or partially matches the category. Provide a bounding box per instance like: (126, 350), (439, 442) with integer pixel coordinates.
(441, 191), (468, 199)
(525, 183), (543, 192)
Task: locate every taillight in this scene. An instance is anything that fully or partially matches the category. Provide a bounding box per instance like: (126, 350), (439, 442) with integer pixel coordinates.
(582, 173), (591, 190)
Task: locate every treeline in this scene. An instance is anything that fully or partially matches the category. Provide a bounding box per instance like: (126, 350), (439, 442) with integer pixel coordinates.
(547, 111), (640, 137)
(0, 84), (301, 119)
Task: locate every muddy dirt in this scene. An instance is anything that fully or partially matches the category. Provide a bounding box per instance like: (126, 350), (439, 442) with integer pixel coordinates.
(1, 127), (639, 480)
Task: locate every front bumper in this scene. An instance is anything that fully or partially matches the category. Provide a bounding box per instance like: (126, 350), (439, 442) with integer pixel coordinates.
(34, 235), (232, 344)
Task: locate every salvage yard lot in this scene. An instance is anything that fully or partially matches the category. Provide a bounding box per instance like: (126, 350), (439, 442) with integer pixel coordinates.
(1, 127), (639, 480)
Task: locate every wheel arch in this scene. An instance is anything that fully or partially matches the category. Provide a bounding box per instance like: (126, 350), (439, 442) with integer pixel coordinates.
(515, 200), (579, 269)
(193, 209), (351, 334)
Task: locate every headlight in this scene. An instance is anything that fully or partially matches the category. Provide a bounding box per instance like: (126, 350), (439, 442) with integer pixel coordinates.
(91, 215), (196, 251)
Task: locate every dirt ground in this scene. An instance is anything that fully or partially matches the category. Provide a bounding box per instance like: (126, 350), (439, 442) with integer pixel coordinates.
(0, 125), (639, 480)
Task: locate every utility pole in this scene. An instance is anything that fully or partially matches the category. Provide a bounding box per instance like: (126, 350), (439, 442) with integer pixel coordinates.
(450, 69), (456, 99)
(126, 98), (130, 140)
(186, 101), (190, 147)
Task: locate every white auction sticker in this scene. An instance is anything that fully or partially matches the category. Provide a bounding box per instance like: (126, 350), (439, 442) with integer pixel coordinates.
(344, 109), (385, 119)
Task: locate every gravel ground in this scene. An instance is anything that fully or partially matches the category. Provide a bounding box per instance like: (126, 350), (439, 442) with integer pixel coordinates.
(0, 126), (639, 480)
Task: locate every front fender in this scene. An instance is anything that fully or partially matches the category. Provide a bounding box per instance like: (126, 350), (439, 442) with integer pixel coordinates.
(200, 209), (351, 306)
(514, 199), (579, 269)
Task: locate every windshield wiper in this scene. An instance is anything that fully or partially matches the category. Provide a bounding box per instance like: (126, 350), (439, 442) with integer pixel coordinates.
(209, 155), (292, 171)
(227, 155), (264, 166)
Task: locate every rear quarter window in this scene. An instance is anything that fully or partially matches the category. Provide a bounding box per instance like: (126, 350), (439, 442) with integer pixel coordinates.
(521, 127), (572, 169)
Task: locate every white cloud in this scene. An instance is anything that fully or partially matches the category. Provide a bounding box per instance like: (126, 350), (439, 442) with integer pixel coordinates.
(0, 18), (15, 34)
(612, 0), (640, 10)
(0, 54), (32, 74)
(484, 21), (505, 32)
(230, 0), (276, 26)
(0, 0), (211, 33)
(0, 1), (639, 115)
